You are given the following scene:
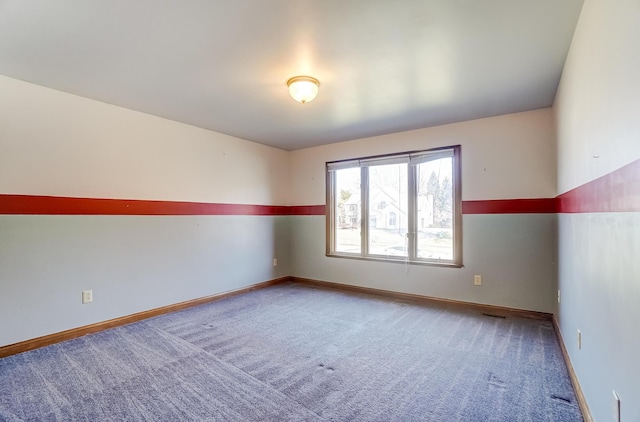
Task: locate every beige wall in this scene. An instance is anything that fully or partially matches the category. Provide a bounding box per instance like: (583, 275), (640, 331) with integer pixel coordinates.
(291, 108), (557, 205)
(0, 75), (291, 205)
(555, 0), (640, 193)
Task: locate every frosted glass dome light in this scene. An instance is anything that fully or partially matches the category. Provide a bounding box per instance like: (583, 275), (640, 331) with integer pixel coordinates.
(287, 76), (320, 104)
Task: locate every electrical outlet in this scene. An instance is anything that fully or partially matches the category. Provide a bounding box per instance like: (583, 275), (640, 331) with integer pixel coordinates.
(557, 289), (561, 304)
(577, 329), (581, 350)
(82, 290), (93, 304)
(273, 258), (278, 267)
(613, 390), (621, 422)
(474, 275), (482, 286)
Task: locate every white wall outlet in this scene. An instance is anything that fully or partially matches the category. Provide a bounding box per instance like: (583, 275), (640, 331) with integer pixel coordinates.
(557, 289), (561, 304)
(273, 258), (278, 267)
(613, 390), (621, 422)
(82, 290), (93, 304)
(577, 329), (581, 350)
(474, 275), (482, 286)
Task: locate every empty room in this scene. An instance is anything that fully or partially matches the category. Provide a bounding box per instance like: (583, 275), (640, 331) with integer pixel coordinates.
(1, 0), (638, 421)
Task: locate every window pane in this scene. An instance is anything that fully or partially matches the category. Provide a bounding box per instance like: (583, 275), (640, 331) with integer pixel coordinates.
(368, 163), (408, 256)
(335, 167), (361, 253)
(416, 157), (453, 260)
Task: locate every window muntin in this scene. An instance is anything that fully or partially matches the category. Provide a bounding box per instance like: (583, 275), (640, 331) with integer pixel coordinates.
(327, 146), (461, 267)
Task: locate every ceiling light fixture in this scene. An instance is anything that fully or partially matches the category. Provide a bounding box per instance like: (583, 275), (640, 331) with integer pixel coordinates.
(287, 76), (320, 104)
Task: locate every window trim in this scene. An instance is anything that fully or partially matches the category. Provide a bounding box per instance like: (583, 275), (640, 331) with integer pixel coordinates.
(326, 145), (462, 267)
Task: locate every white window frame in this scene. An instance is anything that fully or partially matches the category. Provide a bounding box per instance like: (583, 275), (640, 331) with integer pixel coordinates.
(326, 145), (462, 267)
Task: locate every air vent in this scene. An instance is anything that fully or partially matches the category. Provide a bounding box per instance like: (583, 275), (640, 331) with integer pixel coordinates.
(482, 313), (506, 319)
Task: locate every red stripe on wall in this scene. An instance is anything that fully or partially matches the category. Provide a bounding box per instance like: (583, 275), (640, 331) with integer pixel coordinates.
(0, 195), (294, 216)
(557, 158), (640, 213)
(0, 195), (326, 216)
(2, 158), (637, 216)
(290, 205), (326, 215)
(461, 198), (557, 214)
(297, 201), (557, 215)
(0, 195), (555, 215)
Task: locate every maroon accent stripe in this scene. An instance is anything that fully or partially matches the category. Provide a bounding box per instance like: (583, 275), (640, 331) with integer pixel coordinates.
(0, 195), (327, 216)
(557, 158), (640, 213)
(462, 198), (557, 214)
(0, 195), (292, 216)
(3, 157), (637, 216)
(290, 205), (326, 215)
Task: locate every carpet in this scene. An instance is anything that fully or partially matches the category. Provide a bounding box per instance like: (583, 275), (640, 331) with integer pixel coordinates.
(0, 282), (583, 421)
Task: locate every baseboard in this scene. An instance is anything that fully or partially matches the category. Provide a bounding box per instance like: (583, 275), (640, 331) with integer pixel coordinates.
(0, 276), (291, 359)
(552, 316), (594, 422)
(0, 275), (555, 358)
(291, 277), (552, 321)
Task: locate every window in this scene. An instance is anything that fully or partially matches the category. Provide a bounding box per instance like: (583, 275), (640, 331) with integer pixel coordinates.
(326, 145), (461, 267)
(388, 212), (397, 226)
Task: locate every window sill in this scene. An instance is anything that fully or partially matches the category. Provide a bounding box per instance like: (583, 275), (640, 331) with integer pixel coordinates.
(325, 253), (463, 268)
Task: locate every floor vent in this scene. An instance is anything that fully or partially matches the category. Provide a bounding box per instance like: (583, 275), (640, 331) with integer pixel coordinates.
(482, 313), (507, 319)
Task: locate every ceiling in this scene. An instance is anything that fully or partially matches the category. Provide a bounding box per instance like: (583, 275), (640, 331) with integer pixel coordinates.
(0, 0), (584, 151)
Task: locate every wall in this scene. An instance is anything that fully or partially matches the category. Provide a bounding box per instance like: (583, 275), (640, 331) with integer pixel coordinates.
(290, 109), (558, 313)
(554, 0), (640, 420)
(0, 76), (561, 348)
(0, 75), (291, 347)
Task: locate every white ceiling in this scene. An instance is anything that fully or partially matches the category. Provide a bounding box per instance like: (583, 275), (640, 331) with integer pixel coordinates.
(0, 0), (584, 151)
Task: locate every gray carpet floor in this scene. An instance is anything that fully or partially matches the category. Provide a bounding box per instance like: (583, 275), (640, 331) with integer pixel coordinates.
(0, 282), (583, 421)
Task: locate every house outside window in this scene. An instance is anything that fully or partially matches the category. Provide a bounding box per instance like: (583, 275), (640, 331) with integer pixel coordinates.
(326, 145), (461, 267)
